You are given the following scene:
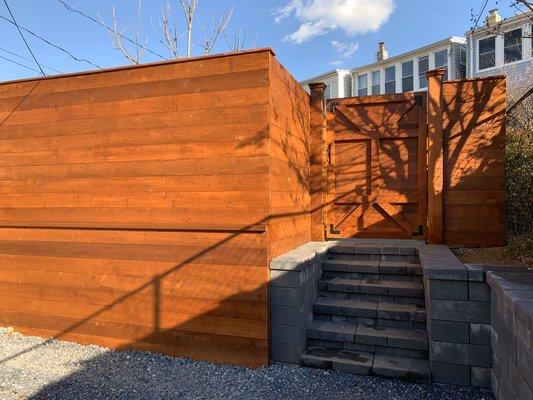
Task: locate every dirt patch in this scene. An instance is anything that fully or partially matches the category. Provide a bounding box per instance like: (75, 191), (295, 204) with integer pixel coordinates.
(451, 246), (532, 269)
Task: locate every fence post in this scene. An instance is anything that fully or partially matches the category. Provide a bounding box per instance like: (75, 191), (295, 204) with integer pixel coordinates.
(309, 83), (326, 241)
(426, 69), (445, 244)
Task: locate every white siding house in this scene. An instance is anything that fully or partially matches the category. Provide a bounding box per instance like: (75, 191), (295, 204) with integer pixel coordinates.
(466, 10), (532, 96)
(300, 69), (352, 99)
(351, 37), (467, 97)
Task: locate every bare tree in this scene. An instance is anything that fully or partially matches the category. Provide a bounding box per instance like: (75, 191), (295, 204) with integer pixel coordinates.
(179, 0), (199, 58)
(225, 29), (258, 52)
(152, 2), (181, 58)
(196, 9), (233, 55)
(99, 0), (147, 64)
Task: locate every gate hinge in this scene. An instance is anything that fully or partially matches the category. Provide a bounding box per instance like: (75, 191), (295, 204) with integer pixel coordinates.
(330, 224), (341, 235)
(414, 94), (423, 105)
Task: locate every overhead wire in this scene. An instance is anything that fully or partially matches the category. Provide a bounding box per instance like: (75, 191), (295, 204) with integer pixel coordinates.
(0, 53), (40, 73)
(0, 46), (62, 73)
(2, 0), (45, 75)
(57, 0), (167, 61)
(0, 14), (101, 69)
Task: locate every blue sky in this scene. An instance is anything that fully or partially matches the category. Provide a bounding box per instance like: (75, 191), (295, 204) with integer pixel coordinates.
(0, 0), (524, 82)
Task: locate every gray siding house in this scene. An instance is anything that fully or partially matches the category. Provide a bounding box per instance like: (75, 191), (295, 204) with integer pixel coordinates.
(466, 10), (532, 96)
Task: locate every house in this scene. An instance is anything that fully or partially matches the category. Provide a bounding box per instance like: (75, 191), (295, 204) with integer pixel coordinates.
(352, 37), (467, 97)
(299, 69), (352, 99)
(466, 9), (533, 96)
(301, 37), (467, 99)
(300, 9), (532, 99)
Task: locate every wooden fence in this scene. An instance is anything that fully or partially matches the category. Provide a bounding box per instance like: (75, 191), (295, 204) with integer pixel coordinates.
(0, 49), (311, 367)
(310, 70), (506, 246)
(0, 51), (506, 368)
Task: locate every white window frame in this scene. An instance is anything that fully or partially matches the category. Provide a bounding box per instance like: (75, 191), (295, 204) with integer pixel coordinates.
(504, 27), (523, 64)
(418, 55), (429, 89)
(371, 70), (381, 95)
(384, 66), (396, 94)
(357, 74), (368, 97)
(401, 60), (414, 93)
(475, 21), (532, 74)
(478, 35), (497, 71)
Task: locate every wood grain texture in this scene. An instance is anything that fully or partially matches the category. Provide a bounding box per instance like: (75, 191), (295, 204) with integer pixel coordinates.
(441, 76), (507, 246)
(0, 49), (308, 368)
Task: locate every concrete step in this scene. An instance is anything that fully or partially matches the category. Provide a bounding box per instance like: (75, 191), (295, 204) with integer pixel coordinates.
(313, 298), (426, 323)
(301, 347), (374, 375)
(307, 320), (428, 351)
(322, 270), (423, 282)
(355, 325), (428, 351)
(301, 347), (430, 383)
(323, 277), (424, 298)
(318, 290), (425, 306)
(307, 338), (428, 359)
(323, 258), (422, 277)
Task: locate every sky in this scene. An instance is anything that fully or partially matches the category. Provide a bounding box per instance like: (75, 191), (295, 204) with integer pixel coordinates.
(0, 0), (526, 82)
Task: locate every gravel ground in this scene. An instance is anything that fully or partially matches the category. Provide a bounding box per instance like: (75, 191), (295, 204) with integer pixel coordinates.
(0, 328), (494, 400)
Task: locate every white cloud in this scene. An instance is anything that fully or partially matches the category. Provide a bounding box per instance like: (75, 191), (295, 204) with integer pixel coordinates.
(330, 60), (343, 67)
(331, 40), (359, 58)
(274, 0), (395, 44)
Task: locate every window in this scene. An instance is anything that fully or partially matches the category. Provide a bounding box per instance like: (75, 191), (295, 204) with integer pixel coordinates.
(324, 85), (331, 100)
(385, 66), (396, 94)
(401, 60), (414, 92)
(418, 55), (429, 89)
(504, 28), (522, 63)
(478, 36), (496, 70)
(357, 74), (368, 97)
(371, 70), (380, 95)
(434, 49), (448, 79)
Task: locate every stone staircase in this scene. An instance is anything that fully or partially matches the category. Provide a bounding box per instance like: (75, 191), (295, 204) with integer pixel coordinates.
(301, 243), (430, 382)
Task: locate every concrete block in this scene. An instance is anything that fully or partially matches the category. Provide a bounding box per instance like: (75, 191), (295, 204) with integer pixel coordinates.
(270, 287), (302, 306)
(429, 320), (469, 343)
(469, 282), (491, 302)
(470, 366), (492, 389)
(430, 361), (471, 385)
(430, 341), (491, 367)
(418, 245), (468, 281)
(430, 300), (490, 323)
(509, 358), (533, 400)
(470, 323), (491, 345)
(271, 306), (303, 326)
(465, 264), (485, 282)
(271, 324), (305, 345)
(429, 280), (468, 300)
(270, 270), (302, 288)
(270, 341), (304, 364)
(516, 341), (533, 385)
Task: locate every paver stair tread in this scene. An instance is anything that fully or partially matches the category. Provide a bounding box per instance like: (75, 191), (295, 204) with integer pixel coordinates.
(301, 347), (374, 374)
(307, 320), (356, 342)
(355, 325), (428, 350)
(301, 347), (430, 382)
(324, 277), (423, 297)
(314, 298), (426, 321)
(323, 259), (379, 273)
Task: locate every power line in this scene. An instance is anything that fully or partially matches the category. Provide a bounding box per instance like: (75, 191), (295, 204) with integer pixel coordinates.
(2, 0), (45, 76)
(57, 0), (167, 61)
(0, 15), (101, 69)
(0, 46), (62, 73)
(0, 53), (40, 73)
(472, 0), (490, 31)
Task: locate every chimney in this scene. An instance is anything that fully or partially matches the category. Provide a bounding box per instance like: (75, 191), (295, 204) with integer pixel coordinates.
(485, 9), (502, 27)
(376, 42), (388, 62)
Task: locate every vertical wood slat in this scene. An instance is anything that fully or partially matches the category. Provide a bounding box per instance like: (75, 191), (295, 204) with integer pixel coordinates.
(417, 92), (428, 239)
(426, 69), (446, 244)
(309, 83), (326, 241)
(325, 109), (335, 235)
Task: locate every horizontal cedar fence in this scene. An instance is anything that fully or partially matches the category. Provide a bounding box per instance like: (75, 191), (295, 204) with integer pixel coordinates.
(427, 70), (506, 246)
(0, 49), (311, 367)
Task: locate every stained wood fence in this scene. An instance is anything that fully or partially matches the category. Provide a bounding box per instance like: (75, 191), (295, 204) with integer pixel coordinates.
(310, 69), (506, 246)
(0, 51), (506, 368)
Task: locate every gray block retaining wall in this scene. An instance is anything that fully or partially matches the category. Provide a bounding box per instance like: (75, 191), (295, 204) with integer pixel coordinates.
(269, 242), (333, 364)
(420, 246), (493, 387)
(488, 270), (533, 400)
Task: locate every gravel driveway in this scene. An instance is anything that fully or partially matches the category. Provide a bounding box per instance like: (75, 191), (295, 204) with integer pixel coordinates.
(0, 328), (493, 400)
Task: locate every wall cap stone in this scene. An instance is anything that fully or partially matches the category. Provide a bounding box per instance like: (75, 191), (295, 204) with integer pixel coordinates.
(270, 242), (333, 271)
(419, 245), (468, 280)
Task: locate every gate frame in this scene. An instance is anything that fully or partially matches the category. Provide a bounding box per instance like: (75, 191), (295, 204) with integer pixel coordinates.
(309, 69), (447, 244)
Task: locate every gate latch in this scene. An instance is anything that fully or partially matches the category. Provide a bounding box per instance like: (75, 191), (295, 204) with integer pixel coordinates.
(327, 144), (333, 165)
(412, 224), (423, 236)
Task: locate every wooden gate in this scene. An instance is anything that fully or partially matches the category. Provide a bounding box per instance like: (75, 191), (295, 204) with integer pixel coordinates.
(325, 93), (427, 239)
